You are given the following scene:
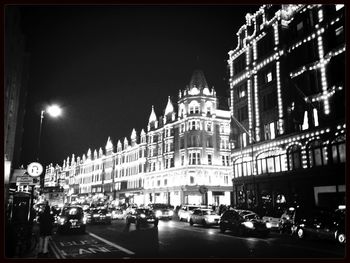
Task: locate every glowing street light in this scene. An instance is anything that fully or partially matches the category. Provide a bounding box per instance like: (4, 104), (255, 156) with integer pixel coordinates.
(46, 104), (62, 118)
(37, 104), (62, 161)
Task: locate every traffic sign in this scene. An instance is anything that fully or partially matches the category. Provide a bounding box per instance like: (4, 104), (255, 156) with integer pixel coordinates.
(27, 162), (43, 177)
(16, 176), (34, 185)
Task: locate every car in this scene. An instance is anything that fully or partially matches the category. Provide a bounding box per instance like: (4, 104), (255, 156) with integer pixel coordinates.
(89, 208), (112, 224)
(149, 203), (174, 220)
(189, 208), (220, 227)
(110, 208), (126, 220)
(178, 205), (203, 222)
(57, 206), (86, 234)
(293, 207), (346, 244)
(261, 208), (284, 231)
(219, 209), (270, 237)
(126, 208), (159, 230)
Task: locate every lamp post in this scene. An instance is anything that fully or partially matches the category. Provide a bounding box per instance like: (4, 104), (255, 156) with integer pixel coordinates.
(37, 104), (62, 189)
(37, 104), (62, 161)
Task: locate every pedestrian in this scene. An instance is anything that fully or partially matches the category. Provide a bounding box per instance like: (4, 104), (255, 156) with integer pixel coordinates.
(37, 204), (54, 257)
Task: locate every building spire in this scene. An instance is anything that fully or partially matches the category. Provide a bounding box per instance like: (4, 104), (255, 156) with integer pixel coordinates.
(164, 96), (174, 115)
(148, 105), (157, 123)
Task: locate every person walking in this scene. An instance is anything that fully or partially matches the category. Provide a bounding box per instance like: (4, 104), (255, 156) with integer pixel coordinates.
(37, 204), (54, 257)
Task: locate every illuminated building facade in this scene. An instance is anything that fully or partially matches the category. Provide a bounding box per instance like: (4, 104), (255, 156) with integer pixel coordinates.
(228, 4), (345, 210)
(45, 70), (232, 207)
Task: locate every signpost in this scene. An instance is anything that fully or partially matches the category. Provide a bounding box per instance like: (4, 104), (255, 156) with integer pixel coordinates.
(27, 162), (43, 177)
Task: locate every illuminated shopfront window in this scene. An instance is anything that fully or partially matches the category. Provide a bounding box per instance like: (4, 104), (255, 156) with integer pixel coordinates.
(287, 144), (302, 170)
(331, 135), (345, 164)
(234, 157), (253, 177)
(257, 150), (287, 174)
(307, 140), (328, 167)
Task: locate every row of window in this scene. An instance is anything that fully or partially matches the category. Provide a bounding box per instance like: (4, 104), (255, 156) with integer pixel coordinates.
(234, 138), (345, 177)
(145, 175), (230, 189)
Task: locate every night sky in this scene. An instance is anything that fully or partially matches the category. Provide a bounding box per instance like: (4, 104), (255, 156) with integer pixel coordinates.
(17, 5), (258, 168)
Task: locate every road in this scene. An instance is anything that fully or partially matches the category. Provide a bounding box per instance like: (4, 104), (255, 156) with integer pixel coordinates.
(49, 218), (346, 259)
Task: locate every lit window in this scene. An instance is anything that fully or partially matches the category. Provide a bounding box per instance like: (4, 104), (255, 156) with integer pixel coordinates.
(241, 133), (247, 147)
(270, 122), (275, 139)
(238, 84), (247, 98)
(266, 72), (273, 83)
(302, 111), (309, 130)
(313, 108), (319, 127)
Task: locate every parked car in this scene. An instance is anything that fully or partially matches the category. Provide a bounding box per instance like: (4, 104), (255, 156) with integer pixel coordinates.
(178, 205), (203, 222)
(189, 208), (220, 227)
(89, 208), (112, 224)
(110, 208), (126, 220)
(126, 208), (159, 229)
(149, 203), (174, 220)
(57, 206), (86, 234)
(219, 209), (270, 237)
(293, 207), (346, 244)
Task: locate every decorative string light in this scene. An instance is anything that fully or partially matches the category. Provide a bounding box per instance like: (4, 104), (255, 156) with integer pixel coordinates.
(276, 61), (284, 134)
(231, 124), (338, 157)
(247, 79), (253, 143)
(254, 75), (260, 142)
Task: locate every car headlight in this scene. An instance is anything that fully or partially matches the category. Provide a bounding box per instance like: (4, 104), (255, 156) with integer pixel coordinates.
(59, 217), (66, 225)
(169, 211), (174, 216)
(266, 222), (272, 228)
(242, 221), (254, 229)
(106, 213), (111, 217)
(140, 213), (146, 218)
(155, 210), (162, 217)
(93, 214), (99, 217)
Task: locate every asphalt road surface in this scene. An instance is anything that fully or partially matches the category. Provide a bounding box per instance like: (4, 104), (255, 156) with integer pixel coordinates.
(49, 218), (346, 259)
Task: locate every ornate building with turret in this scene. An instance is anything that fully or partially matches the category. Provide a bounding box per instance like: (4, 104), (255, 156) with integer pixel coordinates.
(45, 70), (232, 207)
(228, 4), (345, 211)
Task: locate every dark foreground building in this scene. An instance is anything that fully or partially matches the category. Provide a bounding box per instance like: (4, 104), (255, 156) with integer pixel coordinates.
(228, 4), (345, 211)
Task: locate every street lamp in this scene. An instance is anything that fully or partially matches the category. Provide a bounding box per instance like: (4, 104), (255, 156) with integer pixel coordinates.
(37, 104), (62, 161)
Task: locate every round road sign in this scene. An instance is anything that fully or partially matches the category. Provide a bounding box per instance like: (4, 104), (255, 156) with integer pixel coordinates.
(27, 162), (43, 177)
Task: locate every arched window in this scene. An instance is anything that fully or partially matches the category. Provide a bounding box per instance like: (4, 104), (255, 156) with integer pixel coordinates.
(287, 145), (302, 170)
(189, 101), (200, 115)
(307, 140), (328, 168)
(331, 135), (345, 164)
(257, 149), (287, 175)
(233, 156), (253, 177)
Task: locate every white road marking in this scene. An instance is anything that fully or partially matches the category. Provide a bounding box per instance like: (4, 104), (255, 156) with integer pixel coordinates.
(49, 239), (65, 259)
(87, 231), (135, 255)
